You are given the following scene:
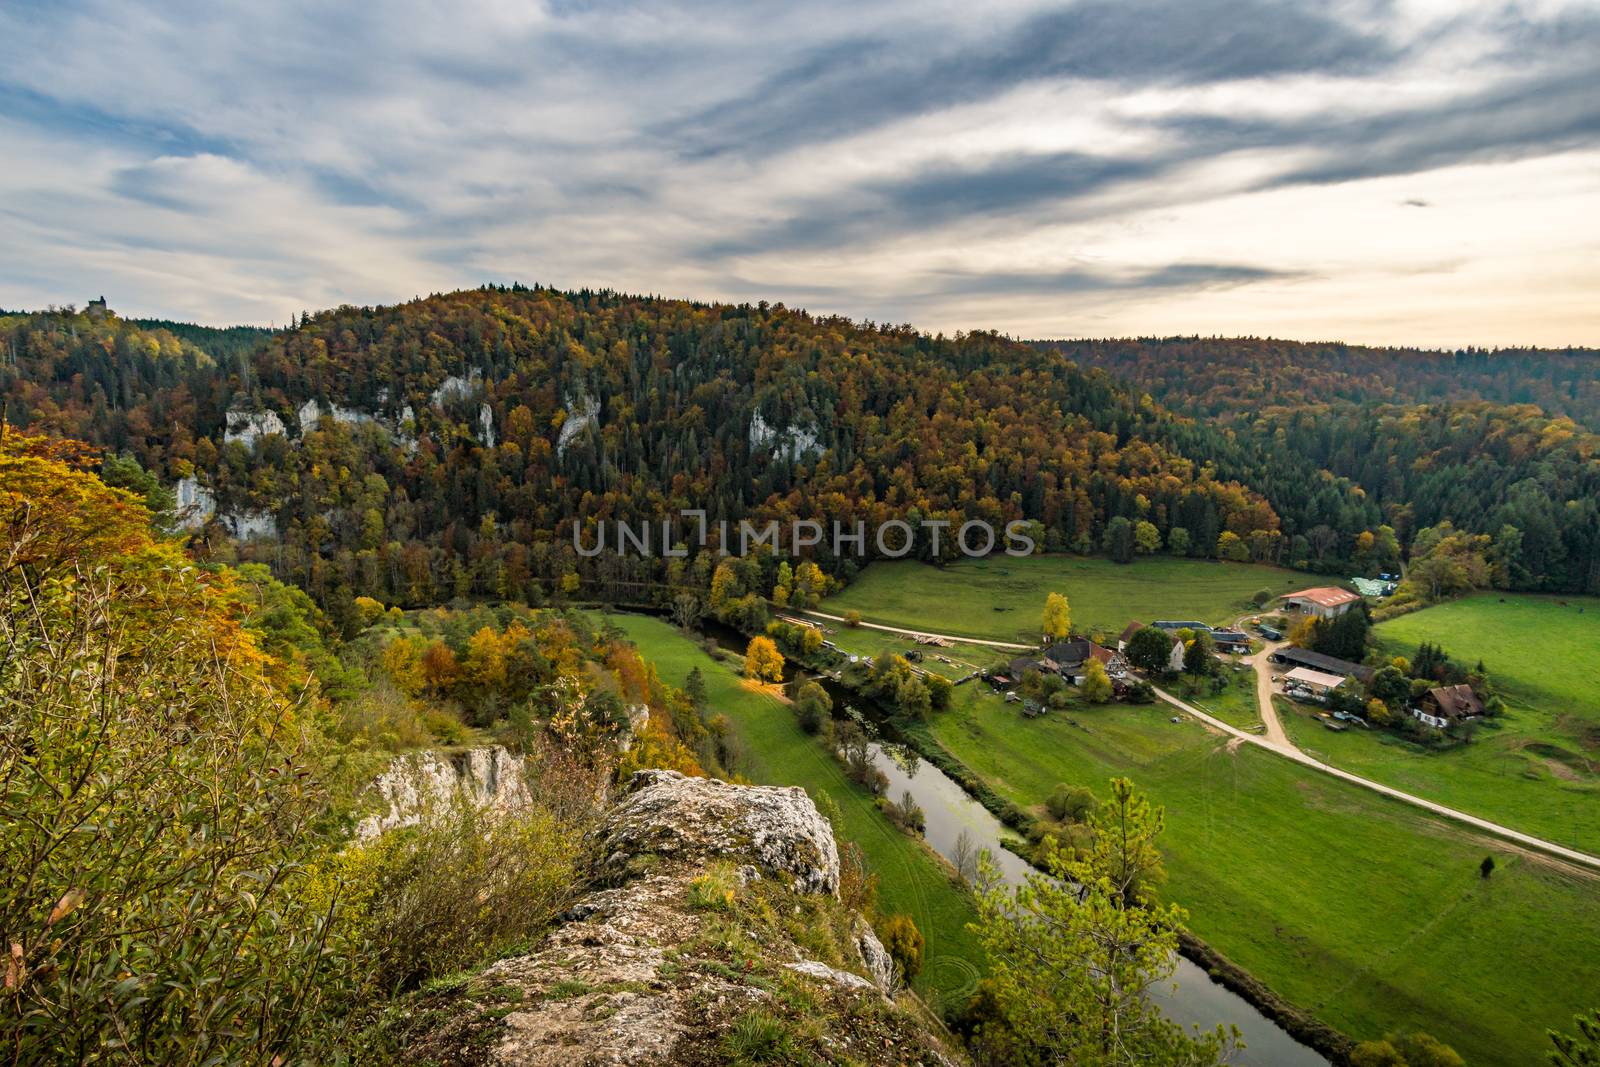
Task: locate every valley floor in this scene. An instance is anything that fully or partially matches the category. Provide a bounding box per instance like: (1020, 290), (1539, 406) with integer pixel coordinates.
(814, 560), (1600, 1063)
(918, 681), (1600, 1064)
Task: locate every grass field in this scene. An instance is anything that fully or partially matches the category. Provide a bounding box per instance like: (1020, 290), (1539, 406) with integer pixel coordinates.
(794, 621), (1001, 680)
(1262, 593), (1600, 852)
(1377, 594), (1600, 728)
(917, 682), (1600, 1063)
(1174, 668), (1263, 730)
(821, 555), (1303, 643)
(600, 613), (986, 1009)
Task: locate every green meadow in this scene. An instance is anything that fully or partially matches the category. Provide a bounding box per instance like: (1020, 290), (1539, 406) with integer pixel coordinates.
(600, 612), (986, 1008)
(918, 682), (1600, 1064)
(821, 555), (1302, 642)
(1268, 594), (1600, 850)
(794, 620), (1002, 679)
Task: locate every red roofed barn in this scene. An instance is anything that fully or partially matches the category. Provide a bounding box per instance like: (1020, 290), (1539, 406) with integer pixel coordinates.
(1280, 586), (1362, 619)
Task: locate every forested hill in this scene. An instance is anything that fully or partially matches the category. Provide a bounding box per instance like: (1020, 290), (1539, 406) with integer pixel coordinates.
(1, 287), (1297, 624)
(1044, 337), (1600, 429)
(2, 290), (1594, 630)
(1041, 337), (1600, 595)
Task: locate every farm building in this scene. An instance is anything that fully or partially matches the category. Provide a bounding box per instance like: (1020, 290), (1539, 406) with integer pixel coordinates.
(1284, 666), (1346, 694)
(1269, 646), (1374, 683)
(1115, 622), (1184, 672)
(1210, 629), (1251, 652)
(1088, 641), (1131, 680)
(1413, 684), (1484, 729)
(1043, 638), (1093, 670)
(1152, 620), (1212, 633)
(1280, 586), (1362, 619)
(1116, 622), (1144, 652)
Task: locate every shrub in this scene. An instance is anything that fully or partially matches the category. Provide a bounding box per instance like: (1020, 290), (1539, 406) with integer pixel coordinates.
(1124, 680), (1156, 704)
(877, 914), (924, 988)
(882, 789), (926, 835)
(1047, 784), (1097, 823)
(336, 675), (435, 749)
(793, 680), (833, 735)
(1, 563), (352, 1064)
(327, 800), (583, 992)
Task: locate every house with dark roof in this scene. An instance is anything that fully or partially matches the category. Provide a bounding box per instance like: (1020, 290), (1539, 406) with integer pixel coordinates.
(1043, 638), (1092, 670)
(1414, 685), (1484, 729)
(1268, 646), (1374, 683)
(1007, 655), (1051, 680)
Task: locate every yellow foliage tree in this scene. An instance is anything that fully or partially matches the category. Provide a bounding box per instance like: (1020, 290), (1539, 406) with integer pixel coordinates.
(1043, 592), (1072, 639)
(353, 595), (385, 626)
(744, 636), (785, 683)
(1082, 658), (1113, 704)
(382, 635), (427, 695)
(462, 626), (509, 691)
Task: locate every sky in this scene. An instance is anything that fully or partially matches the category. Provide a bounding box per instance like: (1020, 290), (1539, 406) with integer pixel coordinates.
(1, 0), (1597, 347)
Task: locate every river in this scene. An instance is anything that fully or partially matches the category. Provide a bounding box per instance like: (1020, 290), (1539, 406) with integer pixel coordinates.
(692, 618), (1329, 1065)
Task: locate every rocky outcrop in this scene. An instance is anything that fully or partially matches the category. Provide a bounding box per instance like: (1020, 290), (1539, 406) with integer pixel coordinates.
(223, 407), (288, 447)
(555, 393), (600, 456)
(173, 476), (216, 531)
(431, 369), (483, 405)
(748, 410), (821, 463)
(595, 770), (839, 894)
(355, 745), (531, 839)
(398, 770), (960, 1066)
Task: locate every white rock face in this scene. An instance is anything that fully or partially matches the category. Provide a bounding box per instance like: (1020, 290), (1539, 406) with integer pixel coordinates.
(478, 402), (496, 448)
(784, 959), (879, 992)
(599, 770), (839, 895)
(298, 398), (374, 434)
(221, 509), (277, 540)
(355, 745), (531, 840)
(855, 918), (897, 990)
(173, 476), (216, 531)
(555, 393), (600, 456)
(394, 404), (419, 455)
(431, 369), (483, 406)
(223, 408), (287, 447)
(616, 703), (651, 753)
(749, 410), (821, 463)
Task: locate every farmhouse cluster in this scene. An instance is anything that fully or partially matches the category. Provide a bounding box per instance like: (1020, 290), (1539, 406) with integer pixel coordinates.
(971, 580), (1491, 738)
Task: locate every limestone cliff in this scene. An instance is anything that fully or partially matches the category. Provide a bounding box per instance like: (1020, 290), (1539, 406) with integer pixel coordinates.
(355, 745), (531, 839)
(394, 770), (962, 1066)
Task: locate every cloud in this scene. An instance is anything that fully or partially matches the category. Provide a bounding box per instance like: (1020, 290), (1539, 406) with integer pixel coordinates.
(664, 0), (1394, 159)
(915, 261), (1308, 297)
(0, 0), (1596, 346)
